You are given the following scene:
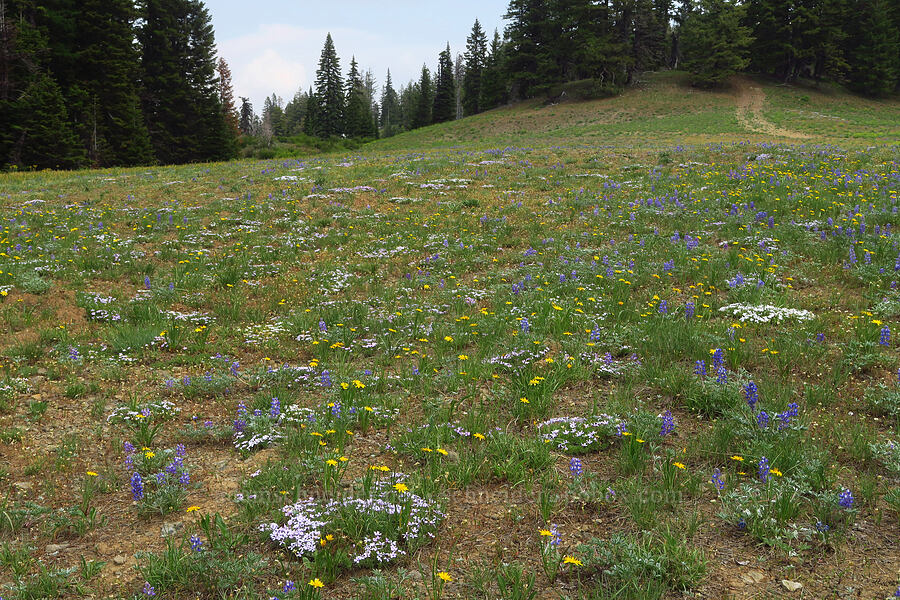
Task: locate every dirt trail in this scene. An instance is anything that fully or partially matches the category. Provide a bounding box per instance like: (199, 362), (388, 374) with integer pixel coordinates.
(733, 77), (811, 139)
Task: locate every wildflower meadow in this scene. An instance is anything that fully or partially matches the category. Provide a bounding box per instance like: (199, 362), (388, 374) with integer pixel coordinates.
(1, 139), (900, 598)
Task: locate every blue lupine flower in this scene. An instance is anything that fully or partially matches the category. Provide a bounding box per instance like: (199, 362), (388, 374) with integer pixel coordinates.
(320, 370), (332, 387)
(839, 488), (854, 509)
(190, 535), (203, 552)
(744, 381), (759, 409)
(569, 457), (583, 477)
(757, 411), (769, 429)
(131, 472), (144, 501)
(660, 410), (675, 436)
(520, 317), (530, 333)
(880, 326), (891, 347)
(694, 360), (706, 376)
(685, 302), (694, 320)
(758, 456), (770, 482)
(144, 276), (151, 290)
(716, 366), (727, 385)
(710, 468), (725, 491)
(712, 348), (724, 370)
(283, 580), (296, 594)
(142, 582), (156, 596)
(270, 397), (281, 418)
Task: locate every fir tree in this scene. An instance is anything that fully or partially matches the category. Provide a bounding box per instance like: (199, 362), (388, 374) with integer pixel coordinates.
(412, 65), (432, 128)
(283, 89), (308, 135)
(140, 0), (233, 163)
(480, 29), (508, 110)
(303, 88), (320, 137)
(344, 57), (375, 137)
(681, 0), (752, 88)
(504, 0), (553, 99)
(380, 69), (401, 137)
(217, 57), (240, 137)
(314, 33), (344, 137)
(239, 97), (255, 135)
(463, 19), (487, 116)
(432, 44), (455, 124)
(847, 0), (900, 96)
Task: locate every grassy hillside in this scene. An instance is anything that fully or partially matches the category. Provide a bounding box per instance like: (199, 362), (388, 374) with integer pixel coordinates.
(1, 71), (900, 600)
(368, 71), (900, 151)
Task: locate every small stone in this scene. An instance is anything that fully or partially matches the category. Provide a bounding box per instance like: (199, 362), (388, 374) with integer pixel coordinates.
(782, 580), (803, 592)
(45, 543), (69, 554)
(161, 521), (183, 537)
(31, 394), (42, 401)
(13, 481), (33, 491)
(96, 542), (113, 556)
(740, 570), (766, 585)
(113, 555), (127, 565)
(406, 570), (423, 582)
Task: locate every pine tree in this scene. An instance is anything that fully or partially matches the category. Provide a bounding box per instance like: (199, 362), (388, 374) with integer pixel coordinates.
(432, 44), (455, 124)
(283, 89), (307, 135)
(363, 69), (379, 138)
(380, 70), (401, 137)
(217, 57), (240, 137)
(847, 0), (900, 96)
(303, 88), (320, 136)
(412, 65), (432, 128)
(343, 57), (373, 137)
(0, 1), (83, 169)
(239, 97), (255, 135)
(140, 0), (233, 163)
(314, 33), (344, 137)
(480, 29), (508, 110)
(504, 0), (554, 99)
(262, 94), (286, 137)
(681, 0), (752, 88)
(463, 19), (487, 116)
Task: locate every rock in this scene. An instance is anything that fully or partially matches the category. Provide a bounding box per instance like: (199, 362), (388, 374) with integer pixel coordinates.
(113, 555), (127, 565)
(740, 570), (766, 585)
(45, 543), (69, 554)
(13, 481), (33, 491)
(782, 580), (803, 592)
(31, 394), (42, 401)
(405, 570), (423, 582)
(96, 542), (113, 556)
(444, 450), (460, 463)
(161, 521), (183, 537)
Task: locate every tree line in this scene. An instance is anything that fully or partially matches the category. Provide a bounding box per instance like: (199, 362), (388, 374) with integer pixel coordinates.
(3, 0), (899, 169)
(0, 0), (238, 170)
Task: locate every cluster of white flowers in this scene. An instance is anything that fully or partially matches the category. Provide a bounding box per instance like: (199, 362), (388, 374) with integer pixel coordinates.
(718, 303), (815, 324)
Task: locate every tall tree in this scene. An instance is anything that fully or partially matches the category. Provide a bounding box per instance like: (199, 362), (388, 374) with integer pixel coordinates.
(432, 44), (455, 124)
(380, 69), (401, 136)
(0, 0), (83, 169)
(463, 18), (487, 116)
(217, 57), (240, 137)
(239, 96), (255, 135)
(313, 33), (344, 137)
(480, 29), (508, 109)
(140, 0), (233, 163)
(681, 0), (752, 87)
(302, 88), (320, 136)
(283, 88), (308, 135)
(412, 64), (432, 128)
(504, 0), (553, 99)
(846, 0), (900, 96)
(344, 56), (375, 137)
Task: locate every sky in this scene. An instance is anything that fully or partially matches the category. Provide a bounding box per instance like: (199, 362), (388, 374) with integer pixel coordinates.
(204, 0), (511, 112)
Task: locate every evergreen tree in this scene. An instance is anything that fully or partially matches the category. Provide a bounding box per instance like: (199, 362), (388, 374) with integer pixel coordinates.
(217, 57), (240, 137)
(140, 0), (233, 163)
(480, 29), (508, 109)
(343, 57), (375, 137)
(504, 0), (553, 99)
(262, 94), (286, 137)
(463, 18), (487, 116)
(314, 33), (344, 137)
(432, 44), (455, 124)
(0, 1), (83, 169)
(239, 97), (255, 135)
(412, 65), (432, 128)
(303, 88), (320, 136)
(363, 69), (380, 138)
(681, 0), (752, 88)
(846, 0), (900, 96)
(283, 88), (308, 135)
(380, 69), (401, 137)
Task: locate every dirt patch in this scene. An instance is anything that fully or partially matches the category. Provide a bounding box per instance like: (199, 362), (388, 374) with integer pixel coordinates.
(733, 77), (812, 140)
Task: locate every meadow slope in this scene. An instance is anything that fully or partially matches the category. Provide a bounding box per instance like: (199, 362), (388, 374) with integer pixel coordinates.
(0, 74), (899, 600)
